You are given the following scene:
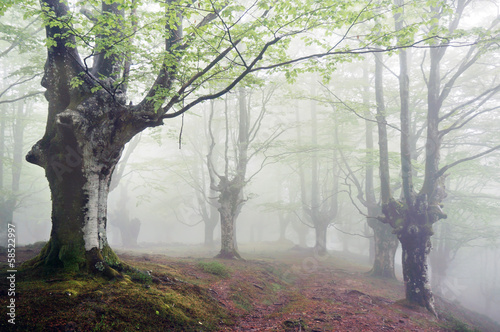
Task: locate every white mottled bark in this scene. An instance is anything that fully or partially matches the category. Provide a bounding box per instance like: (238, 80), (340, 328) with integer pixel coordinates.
(83, 172), (100, 251)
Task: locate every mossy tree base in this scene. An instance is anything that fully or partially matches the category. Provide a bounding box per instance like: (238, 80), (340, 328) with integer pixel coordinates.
(215, 249), (243, 260)
(22, 240), (124, 279)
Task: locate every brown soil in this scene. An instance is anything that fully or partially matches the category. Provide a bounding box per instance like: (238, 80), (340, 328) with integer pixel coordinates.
(2, 243), (498, 332)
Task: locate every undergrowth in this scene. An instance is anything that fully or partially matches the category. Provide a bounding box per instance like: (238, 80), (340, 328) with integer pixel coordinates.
(197, 261), (231, 278)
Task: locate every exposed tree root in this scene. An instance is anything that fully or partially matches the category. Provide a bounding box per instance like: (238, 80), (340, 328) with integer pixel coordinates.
(215, 249), (244, 260)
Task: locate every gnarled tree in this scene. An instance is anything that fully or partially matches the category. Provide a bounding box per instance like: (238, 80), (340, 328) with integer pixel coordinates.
(22, 0), (328, 275)
(208, 86), (281, 259)
(380, 0), (500, 315)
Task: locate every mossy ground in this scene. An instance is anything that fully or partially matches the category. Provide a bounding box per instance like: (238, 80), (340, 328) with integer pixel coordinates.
(1, 242), (498, 331)
(0, 258), (229, 331)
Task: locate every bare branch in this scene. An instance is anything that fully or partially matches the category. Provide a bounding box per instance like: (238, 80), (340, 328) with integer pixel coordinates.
(437, 144), (500, 178)
(162, 35), (282, 119)
(321, 82), (401, 132)
(0, 91), (44, 105)
(440, 106), (500, 138)
(439, 83), (500, 122)
(0, 18), (43, 58)
(0, 73), (43, 99)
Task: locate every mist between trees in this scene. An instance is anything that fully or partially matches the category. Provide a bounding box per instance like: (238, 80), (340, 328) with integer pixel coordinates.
(0, 0), (499, 325)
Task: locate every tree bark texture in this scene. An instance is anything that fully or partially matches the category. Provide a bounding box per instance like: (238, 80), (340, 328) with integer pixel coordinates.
(368, 217), (398, 279)
(399, 211), (435, 314)
(210, 89), (250, 259)
(204, 193), (219, 247)
(313, 219), (328, 256)
(215, 176), (242, 259)
(24, 0), (154, 275)
(370, 53), (399, 279)
(25, 89), (130, 276)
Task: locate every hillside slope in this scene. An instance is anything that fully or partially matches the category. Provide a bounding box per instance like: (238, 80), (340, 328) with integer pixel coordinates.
(1, 243), (498, 331)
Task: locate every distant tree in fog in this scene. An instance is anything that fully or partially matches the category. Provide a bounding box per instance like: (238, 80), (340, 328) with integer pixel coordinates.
(207, 86), (283, 259)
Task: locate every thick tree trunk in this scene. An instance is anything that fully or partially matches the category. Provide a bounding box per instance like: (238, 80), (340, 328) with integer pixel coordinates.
(215, 178), (242, 259)
(399, 218), (436, 316)
(26, 136), (122, 277)
(368, 218), (398, 279)
(314, 220), (328, 256)
(22, 0), (143, 276)
(216, 201), (240, 259)
(25, 88), (140, 277)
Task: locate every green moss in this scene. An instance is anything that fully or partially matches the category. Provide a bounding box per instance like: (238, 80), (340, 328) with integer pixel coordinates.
(197, 261), (231, 278)
(126, 270), (153, 284)
(58, 244), (86, 272)
(101, 245), (121, 268)
(0, 266), (228, 332)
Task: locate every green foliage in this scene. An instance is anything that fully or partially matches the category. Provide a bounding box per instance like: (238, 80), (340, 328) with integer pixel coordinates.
(197, 261), (230, 278)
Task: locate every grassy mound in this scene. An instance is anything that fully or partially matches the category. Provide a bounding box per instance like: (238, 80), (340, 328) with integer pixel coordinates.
(0, 265), (229, 331)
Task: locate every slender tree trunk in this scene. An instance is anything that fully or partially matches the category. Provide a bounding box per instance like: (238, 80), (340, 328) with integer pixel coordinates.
(309, 81), (326, 254)
(391, 0), (439, 316)
(204, 196), (219, 247)
(295, 103), (309, 247)
(364, 83), (376, 263)
(204, 222), (216, 247)
(278, 213), (289, 241)
(293, 221), (308, 247)
(369, 53), (399, 279)
(113, 187), (141, 248)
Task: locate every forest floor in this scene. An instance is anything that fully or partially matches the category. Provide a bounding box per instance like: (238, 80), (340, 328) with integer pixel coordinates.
(1, 241), (499, 331)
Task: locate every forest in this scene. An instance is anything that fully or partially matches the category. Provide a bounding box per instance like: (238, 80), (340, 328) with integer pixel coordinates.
(0, 0), (499, 331)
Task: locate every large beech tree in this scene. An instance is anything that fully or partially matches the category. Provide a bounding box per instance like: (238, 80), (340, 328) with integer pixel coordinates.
(379, 0), (500, 315)
(22, 0), (342, 275)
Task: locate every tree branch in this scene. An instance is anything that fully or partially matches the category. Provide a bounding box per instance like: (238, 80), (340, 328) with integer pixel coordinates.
(437, 144), (500, 178)
(0, 91), (44, 105)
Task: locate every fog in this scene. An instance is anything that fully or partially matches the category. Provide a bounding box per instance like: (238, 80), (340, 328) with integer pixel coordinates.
(1, 0), (500, 328)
